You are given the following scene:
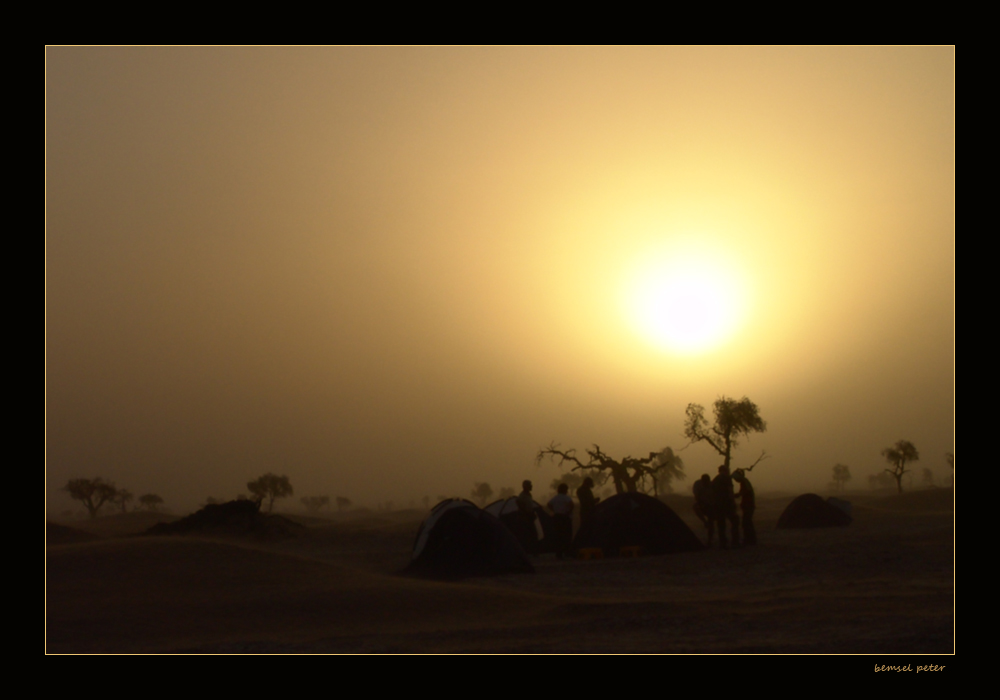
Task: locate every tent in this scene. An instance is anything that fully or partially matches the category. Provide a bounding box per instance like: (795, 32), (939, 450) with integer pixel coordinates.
(403, 499), (535, 579)
(484, 497), (555, 553)
(776, 493), (853, 529)
(572, 492), (704, 556)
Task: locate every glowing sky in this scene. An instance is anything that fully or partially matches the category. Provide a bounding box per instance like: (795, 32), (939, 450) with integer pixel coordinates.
(46, 47), (954, 511)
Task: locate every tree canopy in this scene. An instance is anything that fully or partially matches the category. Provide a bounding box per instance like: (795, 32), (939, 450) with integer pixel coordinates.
(684, 396), (767, 472)
(65, 478), (118, 518)
(247, 473), (293, 512)
(881, 440), (919, 494)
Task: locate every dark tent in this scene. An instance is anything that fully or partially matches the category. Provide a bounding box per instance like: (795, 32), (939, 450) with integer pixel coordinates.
(776, 493), (853, 529)
(403, 499), (535, 580)
(572, 492), (704, 556)
(484, 497), (555, 553)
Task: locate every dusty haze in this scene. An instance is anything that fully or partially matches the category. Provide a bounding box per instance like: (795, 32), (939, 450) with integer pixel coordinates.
(46, 47), (954, 514)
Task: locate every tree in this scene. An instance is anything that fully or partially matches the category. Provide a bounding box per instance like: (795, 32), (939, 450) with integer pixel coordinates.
(301, 495), (330, 513)
(247, 473), (293, 512)
(831, 464), (851, 491)
(138, 493), (164, 511)
(646, 447), (685, 496)
(684, 396), (768, 472)
(498, 487), (516, 500)
(922, 468), (935, 488)
(470, 482), (494, 507)
(537, 443), (679, 495)
(110, 488), (134, 513)
(881, 440), (919, 494)
(335, 496), (352, 511)
(65, 478), (118, 519)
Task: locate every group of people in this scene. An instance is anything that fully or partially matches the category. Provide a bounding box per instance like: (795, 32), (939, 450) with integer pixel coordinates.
(513, 466), (756, 557)
(692, 464), (756, 548)
(514, 477), (601, 559)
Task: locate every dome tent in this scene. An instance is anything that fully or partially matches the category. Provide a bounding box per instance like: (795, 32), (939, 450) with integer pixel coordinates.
(776, 493), (852, 528)
(572, 492), (704, 556)
(403, 499), (535, 580)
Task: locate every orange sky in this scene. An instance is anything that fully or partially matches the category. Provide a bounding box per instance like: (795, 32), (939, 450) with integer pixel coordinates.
(46, 47), (954, 512)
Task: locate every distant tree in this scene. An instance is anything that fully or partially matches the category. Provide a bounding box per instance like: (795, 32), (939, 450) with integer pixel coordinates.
(138, 493), (164, 511)
(922, 468), (935, 488)
(645, 447), (685, 495)
(247, 473), (294, 512)
(684, 396), (768, 473)
(831, 464), (851, 491)
(471, 482), (494, 507)
(881, 440), (919, 494)
(110, 488), (134, 513)
(301, 495), (330, 513)
(498, 486), (516, 500)
(538, 444), (677, 495)
(65, 478), (118, 519)
(335, 496), (352, 511)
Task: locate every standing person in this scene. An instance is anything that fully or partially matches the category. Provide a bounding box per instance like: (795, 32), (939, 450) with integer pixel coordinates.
(733, 469), (756, 546)
(547, 483), (574, 559)
(692, 474), (718, 546)
(712, 465), (740, 549)
(576, 476), (600, 527)
(516, 480), (538, 555)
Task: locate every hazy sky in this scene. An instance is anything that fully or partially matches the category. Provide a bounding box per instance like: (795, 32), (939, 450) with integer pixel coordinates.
(46, 47), (954, 512)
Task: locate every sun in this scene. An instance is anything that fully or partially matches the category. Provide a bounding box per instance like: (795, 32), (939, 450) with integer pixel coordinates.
(624, 246), (746, 355)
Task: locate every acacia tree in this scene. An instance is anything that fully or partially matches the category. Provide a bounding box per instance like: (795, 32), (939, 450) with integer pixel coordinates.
(831, 464), (851, 491)
(247, 473), (293, 512)
(881, 440), (919, 494)
(684, 396), (768, 472)
(138, 493), (164, 511)
(537, 444), (678, 495)
(65, 478), (118, 519)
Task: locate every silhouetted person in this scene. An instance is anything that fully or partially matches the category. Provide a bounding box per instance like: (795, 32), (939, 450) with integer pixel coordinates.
(547, 483), (574, 559)
(712, 465), (740, 549)
(576, 477), (600, 527)
(692, 473), (718, 546)
(733, 469), (756, 546)
(517, 480), (538, 555)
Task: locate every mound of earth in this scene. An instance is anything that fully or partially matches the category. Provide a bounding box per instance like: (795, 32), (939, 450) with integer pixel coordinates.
(146, 500), (304, 539)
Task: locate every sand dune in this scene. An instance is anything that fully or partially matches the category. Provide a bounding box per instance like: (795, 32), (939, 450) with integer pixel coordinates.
(46, 491), (953, 653)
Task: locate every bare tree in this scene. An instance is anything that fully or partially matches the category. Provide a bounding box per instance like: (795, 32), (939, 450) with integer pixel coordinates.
(247, 474), (293, 512)
(538, 444), (672, 495)
(65, 478), (118, 519)
(684, 396), (768, 472)
(881, 440), (919, 494)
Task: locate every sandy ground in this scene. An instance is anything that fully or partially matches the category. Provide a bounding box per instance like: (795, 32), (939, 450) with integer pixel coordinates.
(46, 490), (953, 654)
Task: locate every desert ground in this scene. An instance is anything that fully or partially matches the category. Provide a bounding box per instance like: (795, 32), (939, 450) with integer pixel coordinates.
(46, 489), (953, 654)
